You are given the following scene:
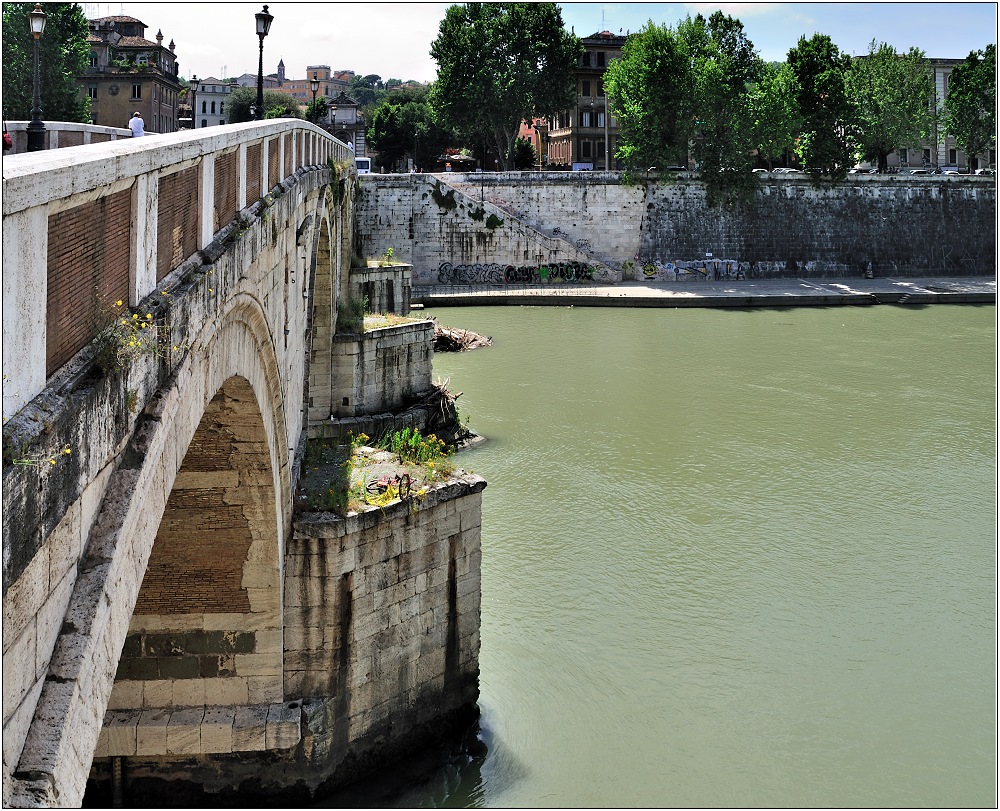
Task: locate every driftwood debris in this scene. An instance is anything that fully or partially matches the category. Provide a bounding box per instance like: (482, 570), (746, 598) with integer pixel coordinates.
(432, 319), (492, 352)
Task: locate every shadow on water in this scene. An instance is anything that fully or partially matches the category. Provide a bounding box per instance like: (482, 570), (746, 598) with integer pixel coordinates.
(313, 716), (511, 808)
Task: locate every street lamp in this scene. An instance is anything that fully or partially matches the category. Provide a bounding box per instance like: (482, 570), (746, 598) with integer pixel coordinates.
(254, 4), (273, 121)
(26, 3), (47, 152)
(309, 78), (319, 124)
(189, 74), (200, 128)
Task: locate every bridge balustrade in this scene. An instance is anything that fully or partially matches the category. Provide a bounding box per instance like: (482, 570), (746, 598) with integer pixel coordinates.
(2, 120), (352, 421)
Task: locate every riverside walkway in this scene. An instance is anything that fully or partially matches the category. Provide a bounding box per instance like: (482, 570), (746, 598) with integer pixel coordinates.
(414, 276), (996, 308)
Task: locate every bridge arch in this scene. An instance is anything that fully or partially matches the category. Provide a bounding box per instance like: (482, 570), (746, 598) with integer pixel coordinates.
(4, 121), (359, 806)
(304, 181), (351, 431)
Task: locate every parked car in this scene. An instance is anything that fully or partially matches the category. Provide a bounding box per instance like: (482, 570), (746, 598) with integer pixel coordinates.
(908, 168), (929, 174)
(974, 168), (995, 176)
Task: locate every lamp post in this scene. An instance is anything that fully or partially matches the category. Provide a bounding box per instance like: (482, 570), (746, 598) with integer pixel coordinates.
(26, 3), (47, 152)
(309, 78), (319, 124)
(254, 4), (273, 121)
(189, 74), (200, 128)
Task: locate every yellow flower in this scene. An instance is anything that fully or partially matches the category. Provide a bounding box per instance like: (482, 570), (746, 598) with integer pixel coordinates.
(161, 290), (168, 295)
(49, 459), (56, 465)
(63, 447), (71, 455)
(146, 313), (152, 319)
(115, 299), (124, 307)
(120, 319), (127, 326)
(132, 314), (138, 320)
(128, 340), (136, 347)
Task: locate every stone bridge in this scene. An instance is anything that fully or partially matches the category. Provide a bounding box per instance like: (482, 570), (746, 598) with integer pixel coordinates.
(1, 121), (417, 806)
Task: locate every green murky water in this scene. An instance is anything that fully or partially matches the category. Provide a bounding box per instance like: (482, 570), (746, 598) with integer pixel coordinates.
(324, 303), (997, 808)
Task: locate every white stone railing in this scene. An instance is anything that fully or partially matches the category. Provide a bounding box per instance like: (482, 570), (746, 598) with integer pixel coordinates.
(2, 120), (132, 154)
(2, 119), (351, 420)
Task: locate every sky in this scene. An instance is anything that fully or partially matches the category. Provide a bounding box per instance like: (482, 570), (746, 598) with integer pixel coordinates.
(96, 2), (998, 84)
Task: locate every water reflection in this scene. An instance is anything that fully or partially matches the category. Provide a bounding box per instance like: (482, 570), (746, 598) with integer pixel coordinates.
(316, 715), (522, 808)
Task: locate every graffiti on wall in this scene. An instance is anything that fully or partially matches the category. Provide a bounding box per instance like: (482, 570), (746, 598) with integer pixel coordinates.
(438, 261), (613, 285)
(637, 258), (791, 281)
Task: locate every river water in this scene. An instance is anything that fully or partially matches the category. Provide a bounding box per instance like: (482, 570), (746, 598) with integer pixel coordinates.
(325, 303), (996, 808)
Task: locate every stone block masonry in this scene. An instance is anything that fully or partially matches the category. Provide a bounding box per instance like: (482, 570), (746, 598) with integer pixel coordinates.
(84, 474), (486, 804)
(357, 172), (996, 284)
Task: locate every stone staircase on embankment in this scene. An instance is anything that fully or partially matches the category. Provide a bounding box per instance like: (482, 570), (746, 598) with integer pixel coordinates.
(430, 174), (622, 284)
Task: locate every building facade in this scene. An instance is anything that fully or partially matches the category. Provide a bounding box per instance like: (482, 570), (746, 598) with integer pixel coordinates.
(192, 77), (236, 128)
(322, 92), (366, 156)
(81, 16), (181, 133)
(546, 30), (626, 170)
(283, 65), (350, 106)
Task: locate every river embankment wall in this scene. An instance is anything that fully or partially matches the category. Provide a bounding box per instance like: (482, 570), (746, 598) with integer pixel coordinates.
(356, 172), (996, 286)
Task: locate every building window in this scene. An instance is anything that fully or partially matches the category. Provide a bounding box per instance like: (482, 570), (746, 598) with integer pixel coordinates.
(137, 54), (148, 66)
(211, 101), (216, 114)
(580, 110), (592, 127)
(89, 51), (98, 67)
(596, 111), (605, 128)
(201, 119), (208, 128)
(949, 148), (957, 165)
(582, 80), (591, 97)
(581, 140), (592, 158)
(220, 101), (225, 115)
(597, 51), (606, 67)
(581, 52), (591, 67)
(131, 83), (141, 99)
(597, 81), (605, 97)
(899, 148), (908, 166)
(88, 84), (97, 99)
(923, 148), (931, 165)
(202, 100), (206, 114)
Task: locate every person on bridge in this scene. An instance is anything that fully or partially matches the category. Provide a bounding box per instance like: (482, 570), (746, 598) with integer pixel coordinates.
(128, 112), (145, 137)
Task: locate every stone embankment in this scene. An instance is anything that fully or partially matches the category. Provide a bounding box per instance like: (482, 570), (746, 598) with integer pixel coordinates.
(415, 276), (996, 308)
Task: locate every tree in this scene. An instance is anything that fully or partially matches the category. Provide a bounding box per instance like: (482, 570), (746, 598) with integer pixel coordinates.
(786, 34), (854, 179)
(512, 137), (536, 169)
(2, 2), (91, 123)
(305, 95), (329, 124)
(846, 41), (933, 172)
(749, 61), (803, 169)
(368, 93), (455, 171)
(944, 44), (996, 168)
(349, 73), (385, 111)
(603, 21), (695, 171)
(679, 12), (763, 202)
(227, 87), (303, 123)
(430, 3), (581, 170)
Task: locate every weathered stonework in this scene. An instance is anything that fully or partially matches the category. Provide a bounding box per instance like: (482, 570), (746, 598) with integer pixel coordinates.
(356, 172), (997, 284)
(328, 322), (435, 419)
(83, 475), (485, 804)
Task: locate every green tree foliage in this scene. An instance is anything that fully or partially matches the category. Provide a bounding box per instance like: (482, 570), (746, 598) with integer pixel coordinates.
(368, 92), (454, 171)
(846, 41), (933, 172)
(944, 44), (996, 166)
(2, 2), (91, 123)
(349, 73), (385, 112)
(605, 13), (762, 203)
(603, 21), (694, 171)
(305, 95), (329, 123)
(786, 34), (854, 179)
(749, 61), (803, 169)
(679, 12), (763, 202)
(227, 86), (302, 123)
(430, 2), (581, 170)
(512, 136), (536, 169)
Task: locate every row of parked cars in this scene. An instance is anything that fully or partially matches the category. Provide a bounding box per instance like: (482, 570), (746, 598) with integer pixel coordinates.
(751, 166), (995, 176)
